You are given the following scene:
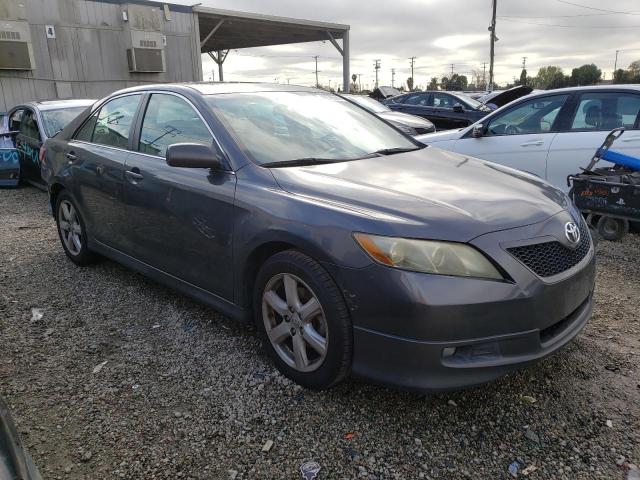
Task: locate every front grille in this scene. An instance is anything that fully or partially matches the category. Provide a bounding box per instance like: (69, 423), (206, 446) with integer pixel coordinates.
(507, 221), (591, 278)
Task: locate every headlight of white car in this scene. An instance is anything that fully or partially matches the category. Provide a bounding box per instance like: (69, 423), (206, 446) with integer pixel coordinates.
(354, 233), (503, 280)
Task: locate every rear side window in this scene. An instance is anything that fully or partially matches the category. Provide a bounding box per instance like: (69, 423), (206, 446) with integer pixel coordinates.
(8, 109), (23, 131)
(432, 93), (456, 108)
(19, 110), (41, 140)
(138, 93), (212, 158)
(74, 94), (142, 148)
(404, 94), (428, 106)
(570, 92), (640, 131)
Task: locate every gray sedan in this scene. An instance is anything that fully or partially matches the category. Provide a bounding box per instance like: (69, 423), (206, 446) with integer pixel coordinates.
(42, 83), (595, 391)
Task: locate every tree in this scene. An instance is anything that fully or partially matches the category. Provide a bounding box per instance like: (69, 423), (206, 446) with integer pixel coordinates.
(471, 69), (485, 90)
(441, 74), (468, 91)
(407, 76), (414, 91)
(534, 66), (568, 89)
(518, 68), (528, 86)
(427, 77), (439, 90)
(629, 60), (640, 77)
(570, 64), (601, 86)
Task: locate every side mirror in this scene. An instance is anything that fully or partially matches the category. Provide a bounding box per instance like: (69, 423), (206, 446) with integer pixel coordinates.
(472, 123), (484, 138)
(166, 143), (222, 169)
(452, 103), (464, 113)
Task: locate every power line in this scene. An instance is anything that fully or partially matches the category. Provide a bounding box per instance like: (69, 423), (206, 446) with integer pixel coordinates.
(500, 18), (640, 28)
(499, 12), (614, 19)
(555, 0), (640, 16)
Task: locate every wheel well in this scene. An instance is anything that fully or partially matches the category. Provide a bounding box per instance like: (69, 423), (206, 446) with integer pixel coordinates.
(49, 183), (65, 217)
(242, 241), (298, 313)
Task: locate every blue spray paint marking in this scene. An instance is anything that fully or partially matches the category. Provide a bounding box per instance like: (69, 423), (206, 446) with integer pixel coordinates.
(0, 148), (20, 185)
(20, 143), (40, 166)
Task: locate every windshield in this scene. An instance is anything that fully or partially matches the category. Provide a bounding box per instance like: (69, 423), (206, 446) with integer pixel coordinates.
(206, 92), (417, 166)
(454, 93), (491, 112)
(41, 107), (87, 137)
(344, 95), (390, 113)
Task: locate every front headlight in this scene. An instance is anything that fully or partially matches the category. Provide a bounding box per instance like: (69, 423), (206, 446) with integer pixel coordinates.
(354, 233), (503, 280)
(390, 122), (417, 136)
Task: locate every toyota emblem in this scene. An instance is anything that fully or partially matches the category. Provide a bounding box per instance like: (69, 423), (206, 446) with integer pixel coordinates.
(564, 222), (580, 245)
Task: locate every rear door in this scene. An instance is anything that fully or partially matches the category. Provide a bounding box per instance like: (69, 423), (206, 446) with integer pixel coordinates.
(124, 92), (236, 300)
(431, 93), (468, 130)
(453, 94), (570, 179)
(16, 108), (43, 184)
(546, 90), (640, 190)
(66, 93), (143, 251)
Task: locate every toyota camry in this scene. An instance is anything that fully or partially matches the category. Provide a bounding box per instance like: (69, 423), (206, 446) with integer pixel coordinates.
(42, 83), (595, 391)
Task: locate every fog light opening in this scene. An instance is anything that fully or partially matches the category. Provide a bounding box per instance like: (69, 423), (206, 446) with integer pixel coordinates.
(442, 347), (457, 358)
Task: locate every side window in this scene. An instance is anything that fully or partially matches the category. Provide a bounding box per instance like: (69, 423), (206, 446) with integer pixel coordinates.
(570, 92), (640, 131)
(9, 109), (24, 131)
(486, 95), (569, 136)
(74, 94), (142, 148)
(404, 94), (428, 106)
(432, 93), (456, 108)
(19, 110), (41, 140)
(138, 94), (212, 158)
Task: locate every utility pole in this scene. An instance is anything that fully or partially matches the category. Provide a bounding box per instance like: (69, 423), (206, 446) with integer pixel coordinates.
(357, 73), (362, 92)
(313, 55), (319, 88)
(374, 59), (381, 88)
(488, 0), (497, 91)
(613, 49), (620, 82)
(391, 68), (396, 87)
(482, 62), (487, 89)
(522, 56), (527, 70)
(409, 56), (416, 90)
(450, 64), (454, 76)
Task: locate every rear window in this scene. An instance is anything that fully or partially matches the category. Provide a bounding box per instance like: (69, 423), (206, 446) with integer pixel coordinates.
(41, 107), (87, 137)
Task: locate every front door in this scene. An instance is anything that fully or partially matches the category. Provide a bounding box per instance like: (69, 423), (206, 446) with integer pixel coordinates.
(16, 109), (43, 185)
(454, 94), (570, 179)
(124, 92), (236, 300)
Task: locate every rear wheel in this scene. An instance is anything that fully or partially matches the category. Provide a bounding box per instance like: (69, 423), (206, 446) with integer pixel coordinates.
(596, 216), (628, 242)
(254, 250), (352, 389)
(55, 191), (97, 265)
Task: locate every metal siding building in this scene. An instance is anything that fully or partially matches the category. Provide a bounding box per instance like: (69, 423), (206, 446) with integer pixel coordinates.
(0, 0), (351, 112)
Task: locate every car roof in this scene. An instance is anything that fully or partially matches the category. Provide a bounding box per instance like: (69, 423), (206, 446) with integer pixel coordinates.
(13, 99), (96, 112)
(528, 84), (640, 97)
(106, 82), (321, 97)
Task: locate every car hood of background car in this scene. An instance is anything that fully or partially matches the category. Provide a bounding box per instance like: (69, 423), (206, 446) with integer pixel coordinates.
(269, 147), (569, 241)
(377, 111), (434, 128)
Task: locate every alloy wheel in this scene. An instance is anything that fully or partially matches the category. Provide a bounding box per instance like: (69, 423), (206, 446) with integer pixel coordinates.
(261, 273), (328, 372)
(58, 200), (82, 256)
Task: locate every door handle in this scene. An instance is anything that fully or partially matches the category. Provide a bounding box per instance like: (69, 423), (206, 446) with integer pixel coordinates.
(520, 140), (544, 147)
(621, 137), (640, 143)
(66, 152), (77, 162)
(125, 169), (144, 181)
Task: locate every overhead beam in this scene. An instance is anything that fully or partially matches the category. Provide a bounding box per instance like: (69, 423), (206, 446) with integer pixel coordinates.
(326, 30), (343, 56)
(200, 19), (225, 48)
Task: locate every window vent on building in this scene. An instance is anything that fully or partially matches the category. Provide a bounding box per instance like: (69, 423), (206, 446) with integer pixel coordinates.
(139, 39), (157, 48)
(0, 31), (21, 40)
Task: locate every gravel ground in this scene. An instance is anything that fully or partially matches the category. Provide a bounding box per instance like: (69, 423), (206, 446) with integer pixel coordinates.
(1, 186), (639, 480)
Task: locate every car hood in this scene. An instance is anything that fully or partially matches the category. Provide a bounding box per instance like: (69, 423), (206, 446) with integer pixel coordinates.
(481, 85), (533, 108)
(269, 148), (569, 241)
(378, 111), (434, 128)
(414, 128), (464, 144)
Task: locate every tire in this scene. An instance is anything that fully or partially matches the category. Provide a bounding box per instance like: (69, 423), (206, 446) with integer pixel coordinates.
(55, 191), (98, 265)
(254, 250), (352, 390)
(596, 216), (629, 242)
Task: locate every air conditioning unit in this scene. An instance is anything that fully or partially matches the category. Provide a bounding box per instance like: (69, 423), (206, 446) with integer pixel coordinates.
(0, 20), (35, 70)
(124, 5), (165, 73)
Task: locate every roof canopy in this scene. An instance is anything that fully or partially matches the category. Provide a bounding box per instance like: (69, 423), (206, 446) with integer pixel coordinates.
(194, 6), (349, 52)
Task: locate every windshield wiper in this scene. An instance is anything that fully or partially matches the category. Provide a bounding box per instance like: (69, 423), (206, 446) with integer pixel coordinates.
(372, 146), (423, 156)
(261, 157), (342, 168)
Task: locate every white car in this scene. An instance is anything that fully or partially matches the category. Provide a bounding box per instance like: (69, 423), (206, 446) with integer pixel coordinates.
(415, 85), (640, 191)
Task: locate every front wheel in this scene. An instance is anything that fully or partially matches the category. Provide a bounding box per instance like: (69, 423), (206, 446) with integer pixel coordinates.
(55, 191), (98, 265)
(254, 250), (352, 389)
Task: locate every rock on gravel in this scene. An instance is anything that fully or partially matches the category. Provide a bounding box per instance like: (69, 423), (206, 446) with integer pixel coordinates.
(1, 187), (639, 479)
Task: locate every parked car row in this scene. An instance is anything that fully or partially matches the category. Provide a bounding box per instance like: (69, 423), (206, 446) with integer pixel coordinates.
(37, 82), (595, 392)
(415, 85), (640, 192)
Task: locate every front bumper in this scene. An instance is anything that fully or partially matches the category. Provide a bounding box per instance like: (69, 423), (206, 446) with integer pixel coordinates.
(324, 212), (596, 391)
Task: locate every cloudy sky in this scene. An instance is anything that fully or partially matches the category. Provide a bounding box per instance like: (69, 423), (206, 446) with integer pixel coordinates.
(173, 0), (640, 90)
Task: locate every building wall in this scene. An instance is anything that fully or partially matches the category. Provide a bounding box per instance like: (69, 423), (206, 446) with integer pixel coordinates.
(0, 0), (203, 111)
